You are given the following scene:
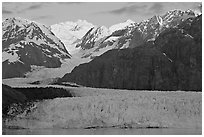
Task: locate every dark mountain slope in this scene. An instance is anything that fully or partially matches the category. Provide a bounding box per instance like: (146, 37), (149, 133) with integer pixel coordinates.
(60, 15), (202, 91)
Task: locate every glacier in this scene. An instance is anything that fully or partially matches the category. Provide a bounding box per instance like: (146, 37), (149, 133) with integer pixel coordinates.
(4, 88), (201, 129)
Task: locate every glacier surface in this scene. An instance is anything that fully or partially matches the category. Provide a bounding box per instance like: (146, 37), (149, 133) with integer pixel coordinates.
(4, 89), (201, 129)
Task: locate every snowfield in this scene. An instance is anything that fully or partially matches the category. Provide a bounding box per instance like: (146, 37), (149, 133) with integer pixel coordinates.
(4, 87), (201, 129)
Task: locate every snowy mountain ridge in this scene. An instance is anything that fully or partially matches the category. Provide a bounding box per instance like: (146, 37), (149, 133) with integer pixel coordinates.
(73, 9), (198, 60)
(109, 19), (135, 33)
(2, 9), (200, 80)
(2, 17), (71, 79)
(3, 17), (68, 52)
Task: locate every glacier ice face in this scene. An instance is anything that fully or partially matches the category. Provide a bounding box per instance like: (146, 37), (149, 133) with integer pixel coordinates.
(4, 90), (202, 129)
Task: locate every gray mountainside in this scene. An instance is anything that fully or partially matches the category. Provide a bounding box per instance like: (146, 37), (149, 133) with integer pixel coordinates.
(60, 13), (202, 91)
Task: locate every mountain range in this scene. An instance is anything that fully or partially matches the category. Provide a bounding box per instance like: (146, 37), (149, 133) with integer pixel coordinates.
(2, 9), (202, 91)
(60, 11), (202, 91)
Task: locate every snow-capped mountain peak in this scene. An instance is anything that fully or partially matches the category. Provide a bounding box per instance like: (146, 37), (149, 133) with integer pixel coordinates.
(60, 19), (94, 32)
(91, 26), (110, 40)
(75, 19), (94, 27)
(109, 19), (135, 33)
(54, 19), (94, 35)
(185, 9), (202, 16)
(3, 17), (69, 53)
(163, 9), (196, 20)
(51, 20), (95, 54)
(125, 19), (135, 24)
(2, 17), (71, 78)
(3, 17), (31, 27)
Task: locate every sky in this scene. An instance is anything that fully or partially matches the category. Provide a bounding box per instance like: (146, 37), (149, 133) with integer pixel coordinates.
(2, 2), (202, 27)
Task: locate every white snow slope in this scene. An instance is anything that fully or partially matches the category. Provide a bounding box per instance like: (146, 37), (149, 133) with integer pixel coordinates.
(4, 88), (201, 129)
(109, 19), (135, 33)
(51, 20), (94, 54)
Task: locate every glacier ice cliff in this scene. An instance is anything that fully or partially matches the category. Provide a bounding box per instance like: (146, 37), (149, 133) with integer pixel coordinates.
(4, 90), (201, 129)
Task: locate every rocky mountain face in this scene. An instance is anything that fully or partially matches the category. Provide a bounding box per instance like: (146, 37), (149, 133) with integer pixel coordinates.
(2, 17), (71, 79)
(76, 26), (110, 50)
(75, 19), (137, 59)
(76, 19), (136, 50)
(135, 9), (197, 42)
(60, 15), (202, 91)
(72, 10), (197, 60)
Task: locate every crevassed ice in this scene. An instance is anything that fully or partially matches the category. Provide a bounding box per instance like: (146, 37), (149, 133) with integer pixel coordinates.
(4, 91), (202, 129)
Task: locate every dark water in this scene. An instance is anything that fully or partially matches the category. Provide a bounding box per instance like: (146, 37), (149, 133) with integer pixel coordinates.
(3, 128), (201, 135)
